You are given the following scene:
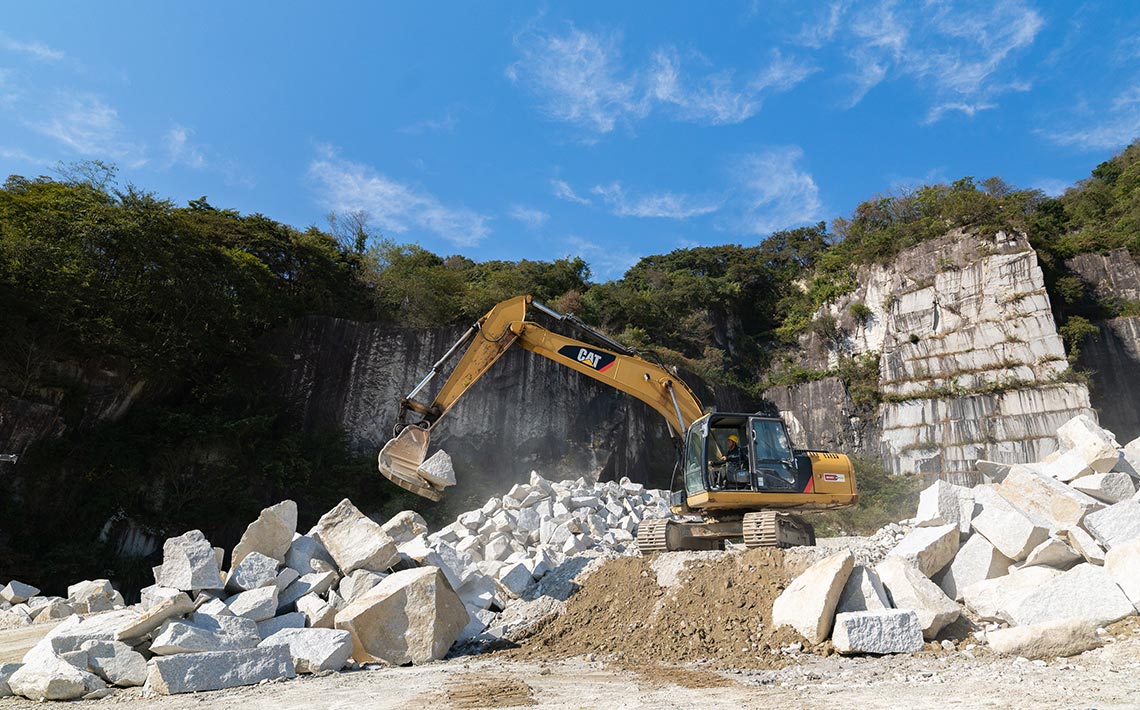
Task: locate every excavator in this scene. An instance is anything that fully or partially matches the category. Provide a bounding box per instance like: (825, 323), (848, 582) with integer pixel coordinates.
(377, 295), (857, 551)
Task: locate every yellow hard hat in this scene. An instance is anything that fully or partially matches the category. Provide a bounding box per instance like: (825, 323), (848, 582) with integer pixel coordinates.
(728, 434), (739, 444)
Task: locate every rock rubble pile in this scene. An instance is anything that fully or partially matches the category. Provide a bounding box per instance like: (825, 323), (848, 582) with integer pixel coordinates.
(0, 472), (676, 700)
(773, 414), (1140, 658)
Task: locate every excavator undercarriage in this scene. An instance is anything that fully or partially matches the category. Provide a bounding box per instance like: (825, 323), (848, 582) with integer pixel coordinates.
(635, 511), (816, 553)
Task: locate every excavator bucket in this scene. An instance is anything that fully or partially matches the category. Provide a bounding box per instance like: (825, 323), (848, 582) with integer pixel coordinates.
(377, 427), (442, 502)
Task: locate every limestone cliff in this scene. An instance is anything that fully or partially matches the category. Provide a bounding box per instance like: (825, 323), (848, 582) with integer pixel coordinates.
(767, 230), (1097, 484)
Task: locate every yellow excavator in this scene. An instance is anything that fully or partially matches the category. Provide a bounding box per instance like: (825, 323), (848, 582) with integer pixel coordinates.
(377, 295), (857, 551)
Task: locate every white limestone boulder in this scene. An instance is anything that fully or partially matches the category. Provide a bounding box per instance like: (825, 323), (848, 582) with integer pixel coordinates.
(1105, 540), (1140, 611)
(970, 486), (1048, 561)
(232, 500), (298, 568)
(1022, 536), (1082, 569)
(66, 580), (123, 614)
(0, 581), (39, 605)
(417, 450), (457, 490)
(887, 524), (959, 578)
(225, 586), (279, 622)
(832, 609), (924, 655)
(875, 558), (960, 640)
(309, 499), (399, 575)
(836, 566), (891, 614)
(338, 569), (387, 603)
(7, 654), (105, 701)
(996, 465), (1102, 531)
(961, 565), (1061, 623)
(146, 645), (295, 695)
(296, 593), (337, 629)
(278, 571), (338, 611)
(914, 481), (974, 535)
(226, 551), (280, 593)
(1071, 472), (1136, 504)
(772, 550), (854, 645)
(380, 510), (429, 545)
(334, 566), (469, 665)
(935, 534), (1013, 601)
(150, 613), (260, 655)
(1060, 526), (1107, 565)
(1082, 500), (1140, 550)
(986, 618), (1103, 659)
(256, 612), (305, 640)
(157, 530), (225, 591)
(1038, 449), (1092, 483)
(80, 640), (147, 687)
(1006, 563), (1135, 627)
(1057, 414), (1120, 473)
(259, 628), (353, 673)
(285, 534), (338, 576)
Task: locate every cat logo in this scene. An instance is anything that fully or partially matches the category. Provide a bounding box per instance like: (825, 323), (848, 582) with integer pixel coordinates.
(557, 345), (617, 373)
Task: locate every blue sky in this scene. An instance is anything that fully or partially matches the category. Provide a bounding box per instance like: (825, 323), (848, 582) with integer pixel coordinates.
(2, 1), (1139, 278)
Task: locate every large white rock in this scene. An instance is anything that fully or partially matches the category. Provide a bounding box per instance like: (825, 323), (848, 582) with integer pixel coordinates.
(914, 481), (974, 535)
(380, 511), (429, 545)
(284, 534), (337, 576)
(398, 535), (475, 592)
(225, 586), (279, 622)
(1057, 414), (1121, 473)
(296, 593), (337, 629)
(278, 571), (339, 611)
(259, 628), (353, 673)
(232, 500), (298, 568)
(986, 618), (1103, 659)
(875, 558), (960, 640)
(8, 654), (105, 701)
(997, 465), (1102, 531)
(256, 612), (306, 640)
(1071, 472), (1136, 504)
(66, 579), (122, 614)
(150, 614), (260, 655)
(772, 550), (854, 645)
(310, 499), (399, 575)
(1038, 449), (1093, 483)
(961, 565), (1061, 623)
(334, 566), (469, 664)
(338, 569), (387, 603)
(935, 534), (1013, 601)
(1060, 525), (1107, 565)
(0, 581), (39, 605)
(1104, 540), (1140, 611)
(80, 640), (147, 687)
(1022, 536), (1082, 569)
(975, 460), (1011, 482)
(887, 524), (959, 578)
(1082, 500), (1140, 550)
(146, 646), (295, 695)
(832, 609), (924, 655)
(836, 566), (891, 613)
(970, 486), (1048, 560)
(417, 450), (457, 489)
(30, 610), (140, 658)
(157, 530), (225, 591)
(1007, 563), (1136, 627)
(226, 551), (280, 593)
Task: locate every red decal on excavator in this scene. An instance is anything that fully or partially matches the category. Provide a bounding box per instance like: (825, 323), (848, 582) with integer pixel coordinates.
(804, 477), (815, 493)
(598, 361), (615, 373)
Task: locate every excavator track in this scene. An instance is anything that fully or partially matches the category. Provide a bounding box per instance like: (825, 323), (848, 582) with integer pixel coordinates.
(635, 518), (672, 554)
(742, 511), (815, 549)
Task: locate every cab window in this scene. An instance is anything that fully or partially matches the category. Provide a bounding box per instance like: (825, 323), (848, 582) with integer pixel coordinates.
(752, 419), (793, 462)
(683, 420), (707, 494)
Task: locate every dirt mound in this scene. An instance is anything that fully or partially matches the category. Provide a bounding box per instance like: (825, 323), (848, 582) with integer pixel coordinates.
(508, 548), (805, 670)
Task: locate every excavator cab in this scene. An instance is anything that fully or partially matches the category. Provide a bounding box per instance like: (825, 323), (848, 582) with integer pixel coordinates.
(684, 413), (804, 498)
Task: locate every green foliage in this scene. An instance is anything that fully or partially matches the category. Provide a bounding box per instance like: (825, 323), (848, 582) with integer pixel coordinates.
(849, 302), (873, 325)
(812, 457), (920, 536)
(1059, 315), (1100, 363)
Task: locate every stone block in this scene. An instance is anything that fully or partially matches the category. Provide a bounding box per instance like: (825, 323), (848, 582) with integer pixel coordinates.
(116, 592), (196, 641)
(836, 566), (890, 614)
(278, 571), (339, 611)
(380, 510), (429, 545)
(935, 534), (1013, 601)
(232, 500), (298, 568)
(914, 481), (974, 535)
(457, 574), (499, 612)
(296, 593), (337, 629)
(987, 618), (1102, 659)
(225, 586), (279, 622)
(961, 565), (1060, 623)
(334, 566), (469, 665)
(66, 579), (122, 614)
(832, 609), (924, 655)
(1105, 540), (1140, 611)
(80, 640), (147, 687)
(139, 585), (181, 609)
(284, 534), (337, 576)
(146, 646), (295, 695)
(887, 524), (959, 577)
(1083, 500), (1140, 550)
(1038, 449), (1092, 483)
(259, 628), (353, 673)
(416, 450), (456, 490)
(28, 610), (139, 660)
(310, 499), (399, 575)
(997, 465), (1102, 531)
(1075, 471), (1140, 502)
(1060, 525), (1107, 565)
(975, 460), (1011, 482)
(150, 614), (259, 655)
(157, 530), (225, 591)
(875, 558), (960, 640)
(970, 486), (1048, 560)
(227, 551), (280, 593)
(1057, 414), (1120, 473)
(496, 562), (532, 599)
(0, 662), (18, 697)
(1007, 563), (1135, 627)
(276, 567), (300, 593)
(0, 581), (39, 605)
(338, 569), (386, 603)
(1023, 536), (1081, 569)
(198, 598), (231, 616)
(34, 600), (75, 621)
(8, 654), (105, 701)
(772, 550), (854, 645)
(256, 612), (306, 640)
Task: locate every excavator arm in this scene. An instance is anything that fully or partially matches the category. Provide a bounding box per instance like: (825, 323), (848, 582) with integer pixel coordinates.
(378, 295), (706, 500)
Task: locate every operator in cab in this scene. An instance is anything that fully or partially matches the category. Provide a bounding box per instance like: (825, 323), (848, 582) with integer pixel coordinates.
(713, 434), (747, 467)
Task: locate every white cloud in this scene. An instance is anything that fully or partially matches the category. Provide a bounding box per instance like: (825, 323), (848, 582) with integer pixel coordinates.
(923, 101), (996, 124)
(308, 145), (491, 248)
(794, 2), (849, 48)
(28, 92), (146, 167)
(591, 181), (721, 219)
(564, 235), (640, 279)
(0, 33), (64, 62)
(509, 24), (813, 133)
(1031, 178), (1071, 197)
(400, 107), (461, 135)
(729, 147), (822, 235)
(551, 178), (591, 205)
(1041, 84), (1140, 150)
(508, 204), (549, 229)
(163, 124), (206, 169)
